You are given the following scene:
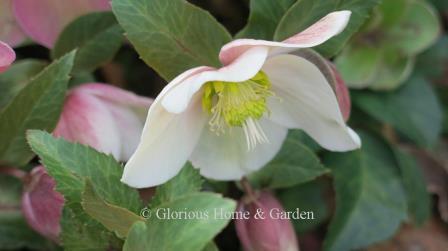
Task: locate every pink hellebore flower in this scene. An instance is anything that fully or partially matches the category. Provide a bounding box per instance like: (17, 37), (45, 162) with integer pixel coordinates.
(122, 11), (361, 188)
(22, 165), (64, 243)
(13, 0), (110, 48)
(235, 191), (299, 251)
(53, 83), (153, 162)
(0, 40), (15, 73)
(0, 0), (26, 46)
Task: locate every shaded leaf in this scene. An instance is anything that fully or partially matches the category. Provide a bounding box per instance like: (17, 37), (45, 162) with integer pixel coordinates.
(323, 132), (407, 251)
(249, 130), (328, 189)
(112, 0), (231, 81)
(53, 12), (123, 73)
(393, 149), (431, 225)
(352, 76), (443, 147)
(277, 180), (330, 233)
(0, 52), (75, 166)
(236, 0), (296, 39)
(0, 59), (47, 107)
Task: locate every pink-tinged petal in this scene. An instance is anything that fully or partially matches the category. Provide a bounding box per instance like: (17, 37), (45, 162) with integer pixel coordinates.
(121, 93), (207, 188)
(13, 0), (110, 48)
(235, 191), (299, 251)
(0, 40), (15, 73)
(74, 83), (153, 108)
(162, 46), (269, 114)
(263, 54), (360, 151)
(22, 166), (64, 243)
(220, 11), (351, 65)
(107, 103), (145, 161)
(0, 0), (26, 46)
(328, 63), (351, 121)
(53, 89), (122, 159)
(190, 119), (288, 180)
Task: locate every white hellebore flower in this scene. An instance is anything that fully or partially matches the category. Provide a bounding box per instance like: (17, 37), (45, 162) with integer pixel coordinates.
(122, 11), (361, 188)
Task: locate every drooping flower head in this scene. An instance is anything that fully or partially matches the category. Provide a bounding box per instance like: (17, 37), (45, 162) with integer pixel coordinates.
(0, 0), (27, 47)
(13, 0), (110, 48)
(22, 165), (64, 243)
(53, 83), (153, 161)
(122, 11), (361, 188)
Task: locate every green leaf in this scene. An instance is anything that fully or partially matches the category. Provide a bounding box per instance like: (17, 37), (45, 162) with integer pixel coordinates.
(352, 76), (443, 147)
(430, 0), (448, 11)
(323, 132), (407, 251)
(27, 130), (142, 214)
(0, 59), (47, 108)
(369, 51), (415, 90)
(335, 45), (382, 89)
(60, 207), (120, 251)
(151, 163), (203, 207)
(81, 180), (144, 239)
(393, 149), (431, 225)
(274, 0), (380, 57)
(385, 0), (440, 56)
(203, 242), (219, 251)
(124, 193), (236, 251)
(248, 130), (329, 189)
(52, 12), (123, 73)
(415, 35), (448, 80)
(112, 0), (232, 81)
(0, 52), (75, 166)
(236, 0), (296, 39)
(277, 180), (330, 233)
(27, 130), (142, 250)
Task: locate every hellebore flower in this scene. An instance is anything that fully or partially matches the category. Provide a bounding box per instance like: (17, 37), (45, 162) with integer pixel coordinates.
(235, 191), (299, 251)
(122, 11), (361, 188)
(22, 165), (64, 243)
(0, 0), (27, 46)
(13, 0), (110, 48)
(0, 40), (15, 73)
(53, 83), (153, 161)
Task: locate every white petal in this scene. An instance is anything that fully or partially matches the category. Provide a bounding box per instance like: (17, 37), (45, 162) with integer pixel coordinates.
(190, 119), (288, 180)
(219, 11), (351, 65)
(162, 46), (269, 114)
(121, 94), (206, 188)
(263, 54), (361, 151)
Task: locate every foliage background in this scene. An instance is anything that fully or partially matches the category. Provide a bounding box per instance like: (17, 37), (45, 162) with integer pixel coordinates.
(1, 0), (448, 250)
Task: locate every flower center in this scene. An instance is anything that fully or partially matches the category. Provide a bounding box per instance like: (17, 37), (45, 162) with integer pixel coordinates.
(202, 71), (274, 150)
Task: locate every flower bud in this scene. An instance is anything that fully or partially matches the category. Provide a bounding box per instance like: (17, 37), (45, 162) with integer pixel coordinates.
(21, 166), (64, 243)
(328, 62), (351, 121)
(235, 191), (299, 251)
(293, 49), (351, 121)
(53, 83), (153, 161)
(0, 40), (15, 73)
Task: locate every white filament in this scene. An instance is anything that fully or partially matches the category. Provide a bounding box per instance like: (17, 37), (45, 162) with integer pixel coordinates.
(242, 117), (269, 151)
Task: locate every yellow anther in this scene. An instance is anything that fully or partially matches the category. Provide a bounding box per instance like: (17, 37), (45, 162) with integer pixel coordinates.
(201, 71), (274, 149)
